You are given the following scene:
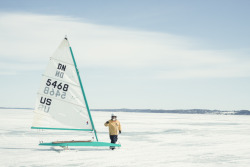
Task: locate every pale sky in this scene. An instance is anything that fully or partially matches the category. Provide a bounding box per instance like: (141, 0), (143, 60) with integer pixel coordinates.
(0, 0), (250, 110)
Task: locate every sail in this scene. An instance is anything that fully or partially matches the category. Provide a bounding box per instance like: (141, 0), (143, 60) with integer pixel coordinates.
(32, 38), (93, 130)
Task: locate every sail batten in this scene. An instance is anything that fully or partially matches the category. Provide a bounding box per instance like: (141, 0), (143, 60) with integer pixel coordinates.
(32, 38), (93, 131)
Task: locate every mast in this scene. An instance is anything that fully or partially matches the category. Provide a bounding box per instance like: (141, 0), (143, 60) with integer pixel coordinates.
(66, 37), (99, 142)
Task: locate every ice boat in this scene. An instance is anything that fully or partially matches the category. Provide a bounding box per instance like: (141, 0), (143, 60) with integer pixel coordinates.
(31, 37), (121, 148)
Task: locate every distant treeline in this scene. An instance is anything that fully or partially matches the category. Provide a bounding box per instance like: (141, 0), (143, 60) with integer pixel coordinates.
(1, 107), (250, 115)
(91, 109), (250, 115)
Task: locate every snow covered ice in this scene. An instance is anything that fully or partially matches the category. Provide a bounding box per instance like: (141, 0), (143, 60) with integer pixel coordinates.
(0, 108), (250, 167)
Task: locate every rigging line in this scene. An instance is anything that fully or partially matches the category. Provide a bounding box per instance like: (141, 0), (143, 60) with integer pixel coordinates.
(49, 57), (75, 66)
(37, 92), (87, 109)
(42, 74), (81, 88)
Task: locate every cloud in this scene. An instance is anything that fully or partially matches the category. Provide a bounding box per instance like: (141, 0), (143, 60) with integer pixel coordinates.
(0, 12), (250, 78)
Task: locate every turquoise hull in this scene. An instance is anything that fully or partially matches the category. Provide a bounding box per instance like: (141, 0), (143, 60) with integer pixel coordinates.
(39, 141), (121, 147)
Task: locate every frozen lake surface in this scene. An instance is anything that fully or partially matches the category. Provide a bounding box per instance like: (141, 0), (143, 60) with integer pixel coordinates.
(0, 109), (250, 167)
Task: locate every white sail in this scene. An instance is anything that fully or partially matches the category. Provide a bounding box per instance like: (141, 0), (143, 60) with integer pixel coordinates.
(32, 38), (93, 130)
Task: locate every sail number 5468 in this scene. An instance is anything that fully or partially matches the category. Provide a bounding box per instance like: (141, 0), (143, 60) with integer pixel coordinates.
(46, 79), (69, 91)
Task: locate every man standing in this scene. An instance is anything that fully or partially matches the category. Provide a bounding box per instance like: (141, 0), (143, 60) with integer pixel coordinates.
(104, 113), (121, 150)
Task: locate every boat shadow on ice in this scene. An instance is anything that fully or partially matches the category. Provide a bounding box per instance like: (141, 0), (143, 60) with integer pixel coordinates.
(51, 147), (109, 152)
(0, 147), (109, 153)
(47, 146), (112, 153)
